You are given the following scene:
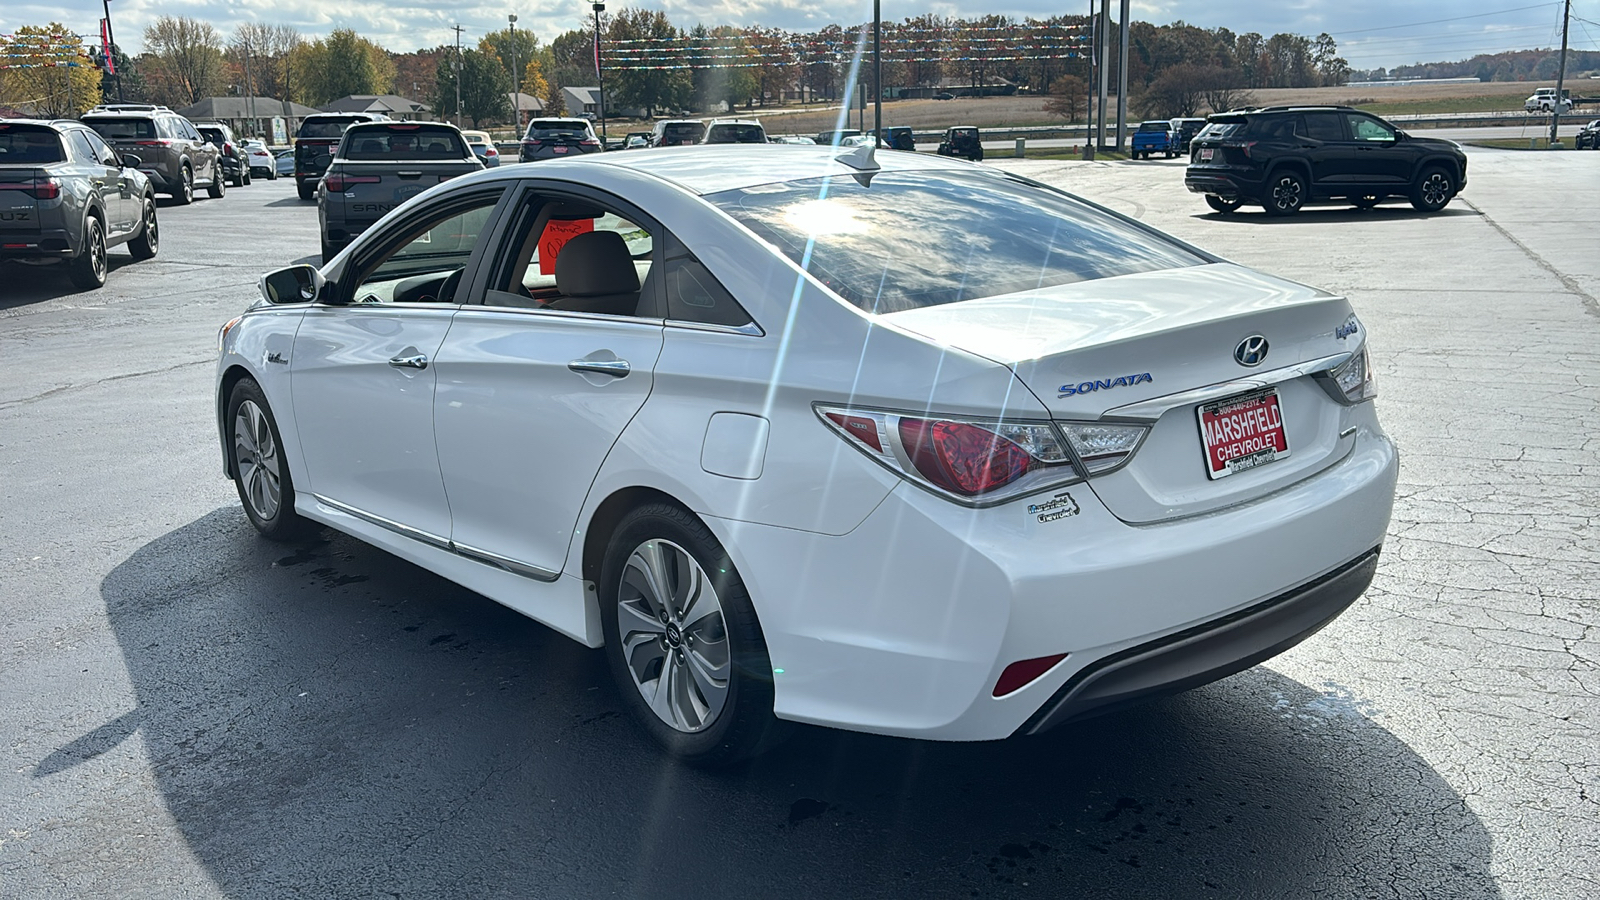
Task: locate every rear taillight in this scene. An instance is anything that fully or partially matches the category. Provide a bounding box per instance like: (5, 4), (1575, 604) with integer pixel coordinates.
(580, 138), (600, 147)
(1241, 140), (1258, 159)
(485, 146), (498, 157)
(322, 173), (380, 191)
(15, 177), (62, 200)
(1325, 343), (1377, 404)
(1056, 423), (1149, 475)
(817, 406), (1080, 504)
(523, 138), (542, 146)
(223, 142), (235, 155)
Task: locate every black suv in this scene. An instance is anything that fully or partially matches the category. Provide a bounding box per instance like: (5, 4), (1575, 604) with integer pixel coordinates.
(294, 113), (387, 201)
(1185, 106), (1467, 216)
(196, 122), (250, 187)
(81, 104), (224, 204)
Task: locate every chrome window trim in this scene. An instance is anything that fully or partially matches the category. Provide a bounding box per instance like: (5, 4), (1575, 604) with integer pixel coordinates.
(459, 304), (667, 328)
(665, 320), (765, 337)
(311, 494), (560, 582)
(1102, 351), (1353, 421)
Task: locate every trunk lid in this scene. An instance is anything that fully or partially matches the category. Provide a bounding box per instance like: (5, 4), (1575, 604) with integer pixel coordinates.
(324, 158), (482, 226)
(0, 167), (44, 239)
(884, 263), (1365, 523)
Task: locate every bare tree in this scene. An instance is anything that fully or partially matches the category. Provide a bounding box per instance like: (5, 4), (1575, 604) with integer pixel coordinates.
(232, 23), (302, 99)
(1042, 75), (1085, 122)
(144, 16), (226, 106)
(1194, 65), (1255, 113)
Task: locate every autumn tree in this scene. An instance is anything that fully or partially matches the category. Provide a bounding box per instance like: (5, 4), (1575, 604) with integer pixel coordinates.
(1042, 75), (1086, 122)
(480, 27), (540, 90)
(0, 24), (101, 117)
(143, 15), (225, 106)
(434, 49), (510, 127)
(293, 29), (393, 104)
(606, 9), (690, 117)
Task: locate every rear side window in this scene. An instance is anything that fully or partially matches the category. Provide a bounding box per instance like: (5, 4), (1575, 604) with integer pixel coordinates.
(1302, 113), (1344, 141)
(341, 126), (467, 159)
(84, 118), (156, 141)
(708, 169), (1205, 314)
(0, 125), (66, 163)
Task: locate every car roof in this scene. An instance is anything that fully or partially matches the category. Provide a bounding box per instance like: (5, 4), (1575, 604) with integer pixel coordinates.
(524, 144), (972, 196)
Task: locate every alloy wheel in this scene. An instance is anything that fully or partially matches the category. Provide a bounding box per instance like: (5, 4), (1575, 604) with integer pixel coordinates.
(143, 201), (158, 252)
(234, 399), (282, 521)
(1271, 176), (1302, 212)
(1420, 173), (1450, 207)
(89, 222), (106, 282)
(616, 538), (731, 733)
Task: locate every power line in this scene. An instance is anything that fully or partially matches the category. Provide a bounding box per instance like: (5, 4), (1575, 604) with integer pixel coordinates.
(1329, 2), (1561, 37)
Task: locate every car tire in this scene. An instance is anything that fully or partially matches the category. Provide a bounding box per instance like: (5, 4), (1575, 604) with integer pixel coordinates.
(320, 238), (338, 265)
(297, 182), (315, 202)
(600, 502), (788, 768)
(1205, 195), (1243, 214)
(128, 195), (159, 261)
(1409, 166), (1454, 213)
(208, 169), (226, 198)
(243, 168), (252, 186)
(227, 378), (314, 542)
(1352, 194), (1384, 210)
(1265, 169), (1306, 217)
(68, 216), (107, 290)
(174, 165), (194, 205)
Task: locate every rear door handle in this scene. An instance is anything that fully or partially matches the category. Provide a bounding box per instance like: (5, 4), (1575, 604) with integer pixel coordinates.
(568, 358), (630, 378)
(388, 353), (429, 370)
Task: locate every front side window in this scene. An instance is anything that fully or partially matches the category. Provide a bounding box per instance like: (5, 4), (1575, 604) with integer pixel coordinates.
(349, 192), (503, 304)
(1347, 115), (1396, 142)
(708, 169), (1204, 315)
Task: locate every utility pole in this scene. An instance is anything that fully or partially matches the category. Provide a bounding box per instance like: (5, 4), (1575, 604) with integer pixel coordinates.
(1097, 0), (1109, 149)
(1084, 0), (1095, 158)
(1116, 0), (1129, 151)
(452, 24), (464, 128)
(509, 14), (520, 128)
(1550, 0), (1571, 147)
(242, 36), (257, 137)
(873, 0), (882, 139)
(101, 0), (123, 101)
(592, 2), (607, 143)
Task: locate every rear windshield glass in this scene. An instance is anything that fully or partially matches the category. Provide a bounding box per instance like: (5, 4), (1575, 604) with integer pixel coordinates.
(1197, 120), (1247, 139)
(706, 124), (765, 143)
(83, 118), (156, 140)
(199, 128), (226, 144)
(1137, 122), (1169, 132)
(340, 126), (467, 159)
(708, 169), (1204, 314)
(298, 117), (366, 139)
(528, 120), (590, 138)
(0, 125), (65, 164)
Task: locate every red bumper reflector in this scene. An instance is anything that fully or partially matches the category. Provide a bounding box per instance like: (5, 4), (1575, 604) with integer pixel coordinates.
(993, 653), (1067, 697)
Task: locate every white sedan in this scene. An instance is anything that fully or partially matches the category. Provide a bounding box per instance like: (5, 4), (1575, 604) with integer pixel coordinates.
(242, 140), (277, 179)
(215, 146), (1397, 765)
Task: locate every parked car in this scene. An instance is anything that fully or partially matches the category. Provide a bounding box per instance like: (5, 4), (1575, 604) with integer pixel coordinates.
(651, 119), (705, 147)
(459, 129), (501, 167)
(1130, 120), (1176, 159)
(294, 112), (388, 201)
(316, 121), (482, 262)
(1524, 88), (1573, 113)
(80, 103), (224, 204)
(1169, 117), (1208, 153)
(0, 119), (158, 289)
(933, 91), (956, 100)
(815, 129), (861, 146)
(274, 149), (295, 178)
(243, 140), (277, 179)
(622, 132), (653, 149)
(520, 118), (603, 161)
(1186, 105), (1468, 216)
(876, 126), (916, 150)
(770, 135), (817, 145)
(936, 125), (983, 161)
(196, 122), (251, 186)
(839, 134), (890, 149)
(702, 119), (769, 144)
(1575, 119), (1600, 150)
(219, 146), (1396, 766)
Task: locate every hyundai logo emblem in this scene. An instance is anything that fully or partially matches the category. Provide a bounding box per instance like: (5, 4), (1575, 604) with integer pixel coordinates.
(1234, 335), (1269, 367)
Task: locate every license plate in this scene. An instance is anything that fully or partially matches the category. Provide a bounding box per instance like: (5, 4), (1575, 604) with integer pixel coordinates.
(1199, 147), (1214, 161)
(553, 146), (568, 154)
(1198, 388), (1289, 479)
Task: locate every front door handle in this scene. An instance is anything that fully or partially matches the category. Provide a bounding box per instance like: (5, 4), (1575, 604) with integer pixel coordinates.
(568, 358), (630, 378)
(388, 353), (429, 370)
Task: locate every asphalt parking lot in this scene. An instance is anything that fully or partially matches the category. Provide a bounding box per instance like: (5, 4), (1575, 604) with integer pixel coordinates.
(2, 151), (1596, 898)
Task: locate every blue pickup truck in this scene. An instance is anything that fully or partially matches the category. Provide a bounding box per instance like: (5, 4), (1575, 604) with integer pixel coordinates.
(1131, 120), (1177, 159)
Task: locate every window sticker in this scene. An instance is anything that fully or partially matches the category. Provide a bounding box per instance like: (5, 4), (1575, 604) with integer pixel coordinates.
(539, 219), (594, 275)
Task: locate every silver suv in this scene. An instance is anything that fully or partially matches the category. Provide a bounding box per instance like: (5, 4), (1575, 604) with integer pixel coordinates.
(701, 119), (768, 144)
(0, 119), (159, 289)
(81, 104), (224, 205)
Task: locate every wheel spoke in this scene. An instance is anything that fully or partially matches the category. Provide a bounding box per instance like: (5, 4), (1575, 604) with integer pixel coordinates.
(633, 541), (676, 614)
(647, 656), (683, 729)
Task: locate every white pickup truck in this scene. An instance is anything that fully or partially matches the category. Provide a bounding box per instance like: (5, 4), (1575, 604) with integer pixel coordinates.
(1525, 88), (1574, 113)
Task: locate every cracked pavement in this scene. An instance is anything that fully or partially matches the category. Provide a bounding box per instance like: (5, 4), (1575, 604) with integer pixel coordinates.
(0, 149), (1595, 898)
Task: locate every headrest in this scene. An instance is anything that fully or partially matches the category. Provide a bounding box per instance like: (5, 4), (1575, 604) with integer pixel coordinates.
(555, 231), (640, 297)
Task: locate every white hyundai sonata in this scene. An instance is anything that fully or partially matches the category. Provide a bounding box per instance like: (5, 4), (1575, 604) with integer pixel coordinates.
(216, 145), (1396, 765)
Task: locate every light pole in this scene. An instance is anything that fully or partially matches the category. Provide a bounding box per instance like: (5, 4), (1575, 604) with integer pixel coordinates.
(873, 0), (882, 140)
(101, 0), (124, 101)
(592, 2), (607, 143)
(509, 14), (520, 128)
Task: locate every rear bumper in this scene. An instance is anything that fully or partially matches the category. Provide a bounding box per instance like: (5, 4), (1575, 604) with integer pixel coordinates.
(1185, 169), (1262, 200)
(1022, 547), (1379, 734)
(0, 227), (74, 258)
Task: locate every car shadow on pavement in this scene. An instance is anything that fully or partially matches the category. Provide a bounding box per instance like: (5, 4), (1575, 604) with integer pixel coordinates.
(0, 257), (137, 309)
(264, 197), (316, 209)
(88, 510), (1502, 900)
(1196, 206), (1481, 225)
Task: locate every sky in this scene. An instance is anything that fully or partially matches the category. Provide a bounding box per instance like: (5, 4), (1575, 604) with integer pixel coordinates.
(6, 0), (1597, 72)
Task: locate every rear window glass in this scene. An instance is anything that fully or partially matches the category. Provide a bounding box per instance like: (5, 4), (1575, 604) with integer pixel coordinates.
(83, 118), (156, 140)
(659, 123), (704, 144)
(529, 120), (590, 137)
(1137, 122), (1169, 132)
(0, 125), (65, 163)
(298, 117), (366, 139)
(708, 169), (1204, 314)
(1196, 120), (1246, 139)
(706, 124), (766, 143)
(340, 126), (467, 159)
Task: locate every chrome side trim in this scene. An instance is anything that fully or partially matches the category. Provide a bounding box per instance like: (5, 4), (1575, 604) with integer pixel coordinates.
(310, 493), (561, 583)
(451, 541), (560, 582)
(312, 493), (451, 549)
(665, 320), (766, 337)
(1103, 352), (1353, 421)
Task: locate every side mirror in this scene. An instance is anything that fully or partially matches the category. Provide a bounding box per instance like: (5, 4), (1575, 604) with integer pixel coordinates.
(121, 153), (142, 168)
(259, 264), (325, 305)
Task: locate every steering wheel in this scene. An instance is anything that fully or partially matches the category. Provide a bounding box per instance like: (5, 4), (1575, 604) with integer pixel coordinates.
(436, 267), (464, 303)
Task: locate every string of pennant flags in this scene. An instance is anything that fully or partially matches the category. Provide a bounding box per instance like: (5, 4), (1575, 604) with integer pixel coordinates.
(604, 24), (1090, 70)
